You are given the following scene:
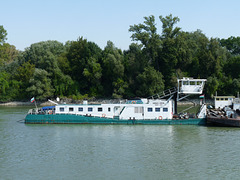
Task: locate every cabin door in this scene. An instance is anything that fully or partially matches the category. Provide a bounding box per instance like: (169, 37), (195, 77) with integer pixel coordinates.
(114, 106), (120, 116)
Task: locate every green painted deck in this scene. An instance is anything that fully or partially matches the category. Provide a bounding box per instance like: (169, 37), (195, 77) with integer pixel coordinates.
(25, 114), (206, 125)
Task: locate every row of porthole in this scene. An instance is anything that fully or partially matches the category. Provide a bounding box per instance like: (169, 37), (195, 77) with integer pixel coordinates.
(59, 107), (168, 113)
(59, 107), (111, 112)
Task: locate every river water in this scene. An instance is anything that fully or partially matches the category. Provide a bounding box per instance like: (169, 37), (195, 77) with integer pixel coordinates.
(1, 106), (240, 180)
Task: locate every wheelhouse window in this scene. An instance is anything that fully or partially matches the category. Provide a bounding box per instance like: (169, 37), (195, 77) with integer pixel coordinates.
(98, 107), (103, 112)
(163, 108), (168, 112)
(108, 107), (111, 112)
(78, 107), (83, 112)
(155, 108), (160, 112)
(88, 107), (93, 112)
(69, 107), (74, 112)
(60, 107), (64, 112)
(148, 107), (153, 112)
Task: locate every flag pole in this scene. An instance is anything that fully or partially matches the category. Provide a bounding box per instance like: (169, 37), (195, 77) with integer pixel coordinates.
(31, 97), (38, 110)
(34, 99), (38, 109)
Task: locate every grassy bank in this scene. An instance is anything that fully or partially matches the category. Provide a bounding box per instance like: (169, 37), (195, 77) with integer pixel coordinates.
(177, 104), (201, 114)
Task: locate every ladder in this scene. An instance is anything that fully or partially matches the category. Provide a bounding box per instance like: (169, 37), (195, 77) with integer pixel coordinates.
(148, 87), (178, 99)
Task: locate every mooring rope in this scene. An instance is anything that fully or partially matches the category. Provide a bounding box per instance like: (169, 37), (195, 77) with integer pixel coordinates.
(17, 119), (25, 123)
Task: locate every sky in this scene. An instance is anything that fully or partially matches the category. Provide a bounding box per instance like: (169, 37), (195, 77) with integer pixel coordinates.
(1, 0), (240, 51)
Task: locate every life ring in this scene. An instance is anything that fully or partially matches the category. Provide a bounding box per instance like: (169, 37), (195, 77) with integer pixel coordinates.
(132, 101), (136, 104)
(49, 110), (52, 114)
(102, 113), (106, 117)
(158, 116), (163, 120)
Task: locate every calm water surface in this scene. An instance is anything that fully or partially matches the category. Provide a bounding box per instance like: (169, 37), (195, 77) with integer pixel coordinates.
(1, 106), (240, 180)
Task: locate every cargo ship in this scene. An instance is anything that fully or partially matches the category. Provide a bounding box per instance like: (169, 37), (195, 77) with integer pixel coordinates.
(25, 78), (207, 125)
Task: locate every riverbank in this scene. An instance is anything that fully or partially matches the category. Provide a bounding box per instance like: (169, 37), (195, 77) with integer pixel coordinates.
(0, 101), (52, 106)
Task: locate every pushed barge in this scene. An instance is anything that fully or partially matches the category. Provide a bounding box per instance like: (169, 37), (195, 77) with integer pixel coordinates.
(25, 78), (207, 125)
(207, 96), (240, 127)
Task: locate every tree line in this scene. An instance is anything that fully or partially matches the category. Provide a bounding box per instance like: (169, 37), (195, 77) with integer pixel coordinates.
(0, 14), (240, 102)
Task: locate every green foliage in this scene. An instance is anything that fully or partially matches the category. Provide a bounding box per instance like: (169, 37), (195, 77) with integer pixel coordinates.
(2, 15), (240, 101)
(66, 37), (102, 95)
(112, 78), (128, 98)
(102, 41), (124, 96)
(83, 57), (102, 96)
(129, 15), (161, 69)
(0, 43), (18, 66)
(26, 68), (55, 100)
(206, 76), (219, 98)
(0, 71), (9, 96)
(220, 36), (240, 55)
(0, 25), (7, 45)
(159, 14), (180, 39)
(136, 66), (164, 97)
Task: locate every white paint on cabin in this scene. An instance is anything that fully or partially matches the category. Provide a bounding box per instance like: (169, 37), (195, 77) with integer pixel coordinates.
(214, 96), (234, 109)
(233, 98), (240, 110)
(178, 77), (206, 94)
(55, 99), (173, 120)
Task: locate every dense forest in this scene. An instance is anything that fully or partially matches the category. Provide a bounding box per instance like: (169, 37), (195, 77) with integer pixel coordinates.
(1, 14), (240, 102)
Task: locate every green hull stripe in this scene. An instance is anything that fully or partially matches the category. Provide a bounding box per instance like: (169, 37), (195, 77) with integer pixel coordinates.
(25, 114), (206, 125)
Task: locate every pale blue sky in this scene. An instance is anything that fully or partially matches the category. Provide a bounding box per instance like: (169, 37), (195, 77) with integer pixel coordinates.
(1, 0), (240, 51)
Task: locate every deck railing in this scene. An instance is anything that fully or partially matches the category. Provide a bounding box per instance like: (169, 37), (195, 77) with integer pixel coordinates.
(28, 108), (55, 115)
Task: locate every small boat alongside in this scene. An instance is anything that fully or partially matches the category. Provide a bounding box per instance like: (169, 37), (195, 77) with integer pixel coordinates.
(207, 96), (240, 127)
(25, 77), (207, 125)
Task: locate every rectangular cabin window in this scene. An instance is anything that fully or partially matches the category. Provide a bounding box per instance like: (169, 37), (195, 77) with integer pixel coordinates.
(108, 107), (111, 112)
(98, 107), (103, 112)
(216, 98), (219, 101)
(69, 107), (74, 112)
(155, 108), (160, 112)
(88, 107), (93, 112)
(60, 107), (64, 112)
(163, 108), (168, 112)
(78, 107), (83, 112)
(134, 107), (143, 113)
(148, 107), (153, 112)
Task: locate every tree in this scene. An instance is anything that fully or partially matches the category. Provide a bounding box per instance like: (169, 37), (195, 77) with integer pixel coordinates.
(83, 57), (102, 96)
(220, 36), (240, 55)
(0, 25), (7, 45)
(102, 41), (125, 97)
(123, 43), (148, 97)
(23, 40), (65, 69)
(26, 68), (54, 100)
(129, 15), (161, 69)
(0, 43), (19, 66)
(223, 56), (240, 79)
(66, 37), (102, 96)
(22, 40), (77, 98)
(159, 14), (180, 39)
(206, 76), (219, 98)
(158, 14), (181, 87)
(0, 71), (9, 98)
(136, 66), (164, 97)
(14, 61), (35, 98)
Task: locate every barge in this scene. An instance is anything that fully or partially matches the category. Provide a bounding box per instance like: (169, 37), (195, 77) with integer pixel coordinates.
(207, 96), (240, 127)
(25, 78), (207, 125)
